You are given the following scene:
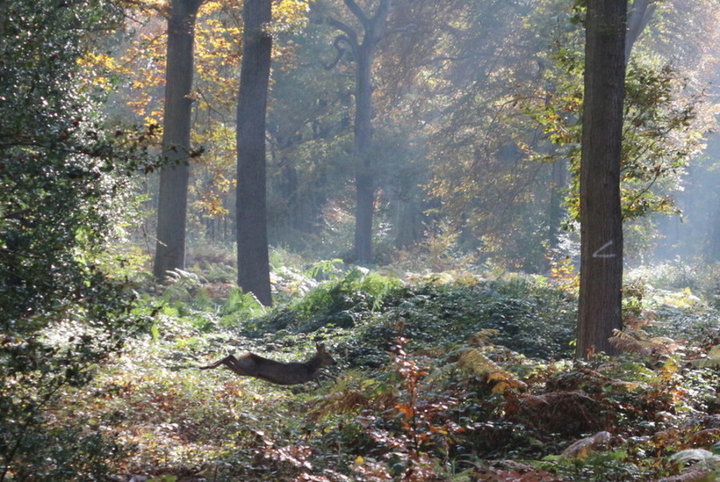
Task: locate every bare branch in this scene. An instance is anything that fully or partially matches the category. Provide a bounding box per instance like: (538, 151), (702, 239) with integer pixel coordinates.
(342, 0), (369, 25)
(324, 35), (354, 70)
(626, 0), (657, 61)
(366, 0), (390, 42)
(371, 0), (390, 26)
(326, 17), (359, 51)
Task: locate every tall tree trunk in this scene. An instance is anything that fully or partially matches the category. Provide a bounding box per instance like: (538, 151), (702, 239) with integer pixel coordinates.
(236, 0), (272, 306)
(354, 45), (374, 263)
(153, 0), (202, 280)
(394, 193), (421, 250)
(548, 159), (567, 250)
(577, 0), (627, 357)
(708, 210), (720, 262)
(325, 0), (390, 264)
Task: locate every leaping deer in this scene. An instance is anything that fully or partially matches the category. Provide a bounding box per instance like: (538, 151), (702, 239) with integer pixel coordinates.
(200, 343), (336, 385)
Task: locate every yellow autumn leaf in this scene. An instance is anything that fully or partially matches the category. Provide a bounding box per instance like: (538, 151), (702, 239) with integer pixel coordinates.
(200, 0), (223, 15)
(275, 0), (310, 25)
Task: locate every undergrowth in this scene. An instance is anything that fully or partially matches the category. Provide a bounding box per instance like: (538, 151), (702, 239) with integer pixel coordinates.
(22, 263), (720, 481)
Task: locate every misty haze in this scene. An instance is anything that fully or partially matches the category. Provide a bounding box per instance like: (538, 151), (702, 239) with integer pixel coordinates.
(3, 0), (720, 480)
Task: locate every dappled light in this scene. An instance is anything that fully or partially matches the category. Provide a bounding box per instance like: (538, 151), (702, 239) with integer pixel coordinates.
(3, 0), (720, 480)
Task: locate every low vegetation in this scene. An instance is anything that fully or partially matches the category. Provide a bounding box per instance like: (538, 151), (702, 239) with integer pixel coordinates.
(13, 256), (720, 481)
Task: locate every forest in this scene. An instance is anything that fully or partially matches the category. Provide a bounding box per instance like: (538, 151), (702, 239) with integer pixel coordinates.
(3, 0), (720, 480)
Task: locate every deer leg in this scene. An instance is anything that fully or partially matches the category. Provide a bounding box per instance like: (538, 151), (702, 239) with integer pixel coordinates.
(199, 355), (235, 370)
(200, 354), (259, 379)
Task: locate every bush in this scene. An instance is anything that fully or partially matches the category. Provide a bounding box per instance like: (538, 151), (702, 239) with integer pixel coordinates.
(0, 0), (152, 476)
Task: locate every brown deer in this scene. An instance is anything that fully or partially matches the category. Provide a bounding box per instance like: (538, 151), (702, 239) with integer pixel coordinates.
(199, 343), (336, 385)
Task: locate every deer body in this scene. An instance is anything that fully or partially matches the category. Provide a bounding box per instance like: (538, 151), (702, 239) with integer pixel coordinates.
(200, 344), (336, 385)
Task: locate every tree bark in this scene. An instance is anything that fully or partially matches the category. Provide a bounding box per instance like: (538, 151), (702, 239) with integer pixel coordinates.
(326, 0), (390, 264)
(548, 159), (567, 250)
(353, 43), (375, 263)
(153, 0), (203, 280)
(625, 0), (656, 61)
(236, 0), (273, 306)
(708, 209), (720, 262)
(577, 0), (627, 357)
(394, 193), (421, 250)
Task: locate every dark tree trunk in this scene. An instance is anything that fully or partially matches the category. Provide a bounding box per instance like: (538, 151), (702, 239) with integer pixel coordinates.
(354, 45), (374, 263)
(153, 0), (203, 280)
(394, 195), (421, 250)
(326, 0), (390, 264)
(236, 0), (272, 306)
(577, 0), (628, 357)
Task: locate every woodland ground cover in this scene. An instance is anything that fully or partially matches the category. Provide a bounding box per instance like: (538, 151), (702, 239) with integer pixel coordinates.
(29, 253), (720, 481)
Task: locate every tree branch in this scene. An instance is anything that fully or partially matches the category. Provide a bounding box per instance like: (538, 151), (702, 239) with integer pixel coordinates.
(367, 0), (390, 42)
(326, 17), (359, 52)
(625, 0), (657, 61)
(371, 0), (390, 26)
(324, 34), (355, 70)
(342, 0), (369, 26)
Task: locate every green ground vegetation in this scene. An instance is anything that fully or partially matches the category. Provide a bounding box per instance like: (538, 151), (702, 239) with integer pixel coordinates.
(24, 254), (720, 481)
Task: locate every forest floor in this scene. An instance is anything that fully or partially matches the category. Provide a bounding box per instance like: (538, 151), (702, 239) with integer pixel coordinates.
(51, 255), (720, 481)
